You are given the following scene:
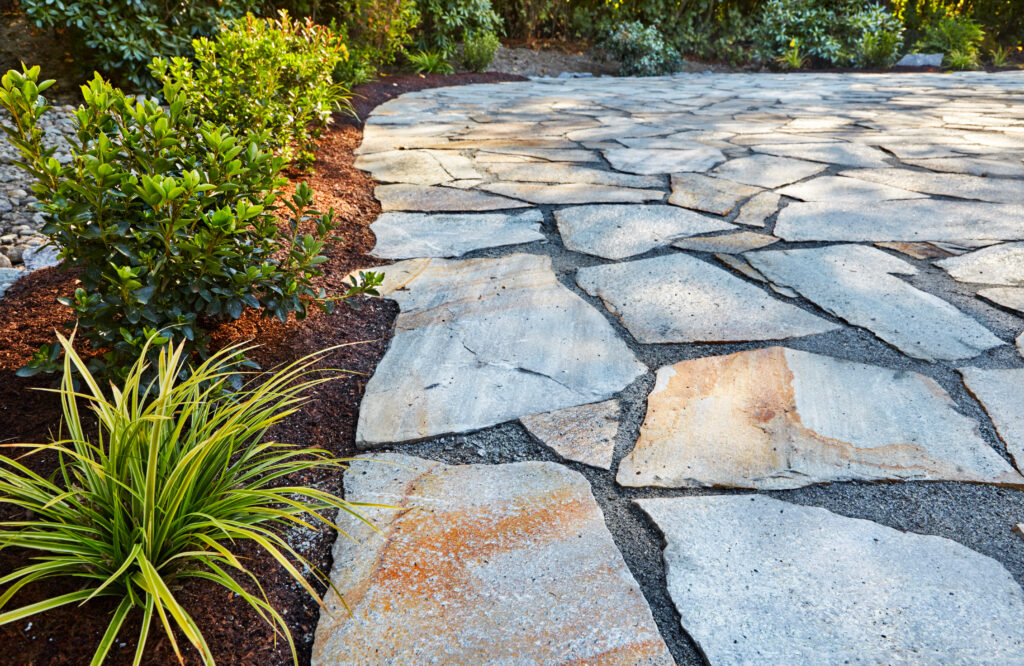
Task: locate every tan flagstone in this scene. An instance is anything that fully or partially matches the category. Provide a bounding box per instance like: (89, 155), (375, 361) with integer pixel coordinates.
(668, 173), (762, 216)
(671, 231), (778, 254)
(375, 184), (530, 212)
(732, 191), (780, 228)
(520, 400), (621, 470)
(960, 367), (1024, 470)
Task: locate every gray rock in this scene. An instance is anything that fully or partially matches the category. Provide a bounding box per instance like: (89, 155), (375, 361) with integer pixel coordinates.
(897, 52), (945, 67)
(751, 142), (891, 168)
(619, 347), (1024, 489)
(479, 181), (664, 205)
(637, 495), (1024, 664)
(774, 199), (1024, 242)
(356, 254), (645, 446)
(374, 184), (531, 212)
(601, 146), (726, 175)
(520, 399), (620, 469)
(670, 230), (778, 254)
(575, 253), (838, 344)
(748, 244), (1005, 361)
(370, 211), (544, 259)
(484, 161), (664, 188)
(731, 191), (780, 228)
(355, 150), (464, 185)
(555, 204), (733, 260)
(979, 287), (1024, 314)
(904, 156), (1024, 178)
(0, 267), (22, 299)
(842, 167), (1024, 204)
(314, 454), (673, 665)
(935, 242), (1024, 286)
(777, 175), (926, 203)
(960, 367), (1024, 470)
(668, 173), (762, 216)
(711, 154), (827, 188)
(21, 243), (59, 271)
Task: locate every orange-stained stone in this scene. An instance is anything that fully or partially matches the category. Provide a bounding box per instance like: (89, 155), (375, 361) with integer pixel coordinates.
(313, 454), (674, 665)
(617, 347), (1024, 490)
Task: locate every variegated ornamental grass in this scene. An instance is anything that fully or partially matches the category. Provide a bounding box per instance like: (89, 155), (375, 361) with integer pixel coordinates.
(0, 335), (378, 664)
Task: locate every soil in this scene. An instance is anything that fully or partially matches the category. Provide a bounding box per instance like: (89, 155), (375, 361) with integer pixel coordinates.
(0, 72), (524, 665)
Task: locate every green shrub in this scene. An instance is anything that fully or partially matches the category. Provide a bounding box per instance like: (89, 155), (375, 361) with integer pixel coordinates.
(915, 13), (986, 65)
(604, 21), (683, 76)
(462, 30), (501, 71)
(415, 0), (502, 56)
(891, 0), (1021, 49)
(0, 66), (381, 381)
(850, 3), (905, 67)
(20, 0), (255, 91)
(151, 11), (351, 167)
(332, 0), (420, 68)
(408, 49), (456, 73)
(0, 334), (373, 664)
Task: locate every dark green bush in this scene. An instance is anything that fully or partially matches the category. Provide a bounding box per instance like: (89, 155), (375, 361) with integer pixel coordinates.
(892, 0), (1022, 48)
(462, 30), (502, 71)
(914, 13), (986, 67)
(415, 0), (502, 56)
(0, 66), (380, 380)
(20, 0), (256, 91)
(151, 11), (351, 167)
(604, 21), (683, 76)
(332, 0), (421, 68)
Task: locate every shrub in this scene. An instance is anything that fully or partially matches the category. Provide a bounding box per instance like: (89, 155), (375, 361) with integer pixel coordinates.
(604, 21), (683, 76)
(462, 30), (501, 71)
(850, 3), (905, 67)
(415, 0), (502, 56)
(0, 334), (373, 664)
(150, 11), (351, 167)
(915, 14), (986, 65)
(408, 49), (456, 73)
(946, 47), (982, 69)
(20, 0), (255, 91)
(331, 0), (420, 69)
(0, 66), (381, 381)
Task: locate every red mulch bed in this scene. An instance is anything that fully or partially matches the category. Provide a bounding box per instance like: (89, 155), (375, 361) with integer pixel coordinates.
(0, 71), (525, 665)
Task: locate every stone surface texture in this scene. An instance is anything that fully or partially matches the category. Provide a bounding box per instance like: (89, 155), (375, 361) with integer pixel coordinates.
(618, 347), (1024, 489)
(960, 367), (1024, 470)
(520, 399), (621, 469)
(936, 242), (1024, 286)
(638, 495), (1024, 664)
(370, 211), (544, 259)
(314, 454), (674, 665)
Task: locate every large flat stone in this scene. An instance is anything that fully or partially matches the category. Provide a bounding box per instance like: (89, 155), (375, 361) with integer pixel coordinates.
(637, 495), (1024, 664)
(751, 142), (890, 168)
(670, 231), (778, 254)
(748, 244), (1005, 361)
(935, 242), (1024, 286)
(357, 254), (645, 446)
(576, 254), (837, 344)
(520, 399), (620, 470)
(904, 156), (1024, 178)
(711, 154), (827, 188)
(375, 184), (530, 212)
(313, 454), (673, 665)
(774, 199), (1024, 242)
(842, 167), (1024, 204)
(777, 175), (926, 203)
(668, 173), (762, 216)
(555, 204), (734, 260)
(602, 146), (726, 175)
(484, 161), (664, 188)
(618, 347), (1024, 489)
(479, 181), (664, 204)
(980, 287), (1024, 314)
(960, 367), (1024, 470)
(732, 191), (780, 227)
(370, 210), (544, 259)
(355, 150), (475, 185)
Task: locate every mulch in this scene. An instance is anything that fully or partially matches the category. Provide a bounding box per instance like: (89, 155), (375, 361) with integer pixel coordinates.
(0, 71), (525, 665)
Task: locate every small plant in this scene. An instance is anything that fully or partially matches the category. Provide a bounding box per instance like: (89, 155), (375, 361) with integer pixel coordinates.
(408, 49), (455, 73)
(0, 334), (376, 664)
(604, 21), (682, 77)
(333, 0), (420, 68)
(462, 30), (501, 72)
(151, 11), (352, 167)
(20, 0), (254, 91)
(946, 47), (981, 70)
(915, 13), (985, 66)
(415, 0), (501, 56)
(849, 3), (903, 68)
(989, 44), (1010, 67)
(776, 39), (810, 69)
(0, 65), (381, 381)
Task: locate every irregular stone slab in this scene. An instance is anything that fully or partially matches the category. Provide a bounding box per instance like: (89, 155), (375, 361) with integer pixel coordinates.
(1019, 332), (1024, 358)
(0, 268), (22, 299)
(602, 146), (725, 175)
(618, 347), (1024, 489)
(732, 191), (780, 228)
(636, 494), (1024, 664)
(375, 184), (530, 212)
(484, 161), (663, 188)
(748, 244), (1004, 361)
(935, 242), (1024, 286)
(355, 150), (464, 185)
(479, 181), (663, 205)
(576, 254), (837, 344)
(313, 454), (673, 665)
(714, 253), (770, 283)
(777, 175), (926, 203)
(875, 241), (955, 260)
(979, 287), (1024, 314)
(711, 154), (826, 188)
(898, 52), (944, 66)
(774, 199), (1024, 242)
(904, 156), (1024, 178)
(751, 142), (890, 168)
(21, 244), (60, 271)
(668, 173), (762, 216)
(357, 254), (645, 446)
(671, 230), (778, 254)
(370, 210), (544, 259)
(961, 367), (1024, 470)
(520, 399), (620, 469)
(843, 167), (1024, 204)
(555, 204), (734, 260)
